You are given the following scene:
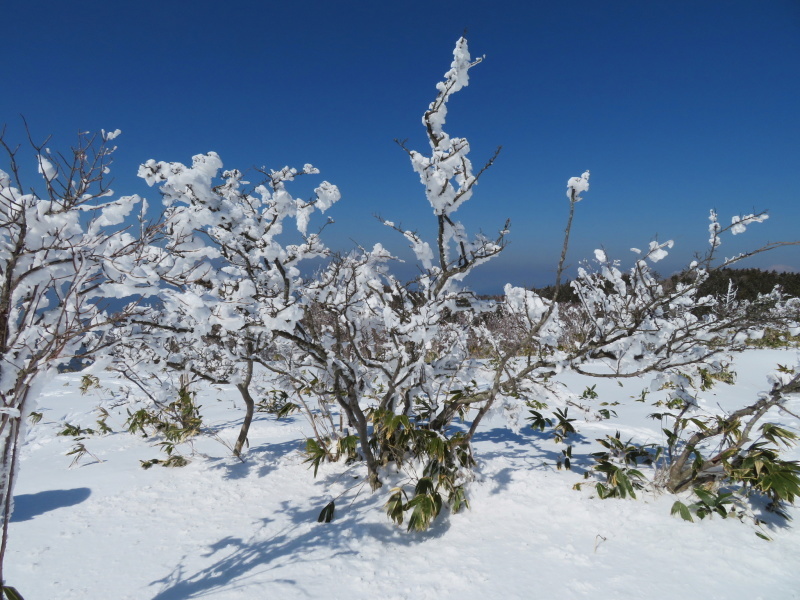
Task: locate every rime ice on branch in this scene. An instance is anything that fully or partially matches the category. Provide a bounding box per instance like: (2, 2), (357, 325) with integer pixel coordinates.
(0, 128), (157, 585)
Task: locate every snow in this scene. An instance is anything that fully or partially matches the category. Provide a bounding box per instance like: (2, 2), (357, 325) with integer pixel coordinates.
(8, 349), (800, 599)
(708, 210), (721, 248)
(731, 213), (769, 236)
(88, 194), (140, 228)
(645, 239), (673, 263)
(36, 156), (57, 181)
(567, 170), (590, 201)
(102, 129), (122, 141)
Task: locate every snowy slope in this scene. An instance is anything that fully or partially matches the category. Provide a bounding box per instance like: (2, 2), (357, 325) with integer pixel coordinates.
(8, 349), (800, 600)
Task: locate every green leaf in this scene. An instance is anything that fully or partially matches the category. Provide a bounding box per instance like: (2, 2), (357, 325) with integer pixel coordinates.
(670, 501), (694, 522)
(79, 374), (100, 395)
(303, 438), (328, 477)
(384, 488), (406, 525)
(425, 435), (448, 462)
(449, 485), (469, 514)
(693, 488), (716, 506)
(595, 482), (610, 499)
(414, 477), (436, 496)
(317, 500), (335, 523)
(2, 586), (25, 600)
(597, 408), (617, 420)
(163, 454), (189, 468)
(662, 428), (678, 446)
(688, 417), (709, 432)
(761, 423), (799, 448)
(406, 493), (441, 532)
(755, 531), (772, 541)
(276, 402), (300, 419)
(336, 434), (359, 460)
(527, 410), (552, 432)
(618, 471), (635, 499)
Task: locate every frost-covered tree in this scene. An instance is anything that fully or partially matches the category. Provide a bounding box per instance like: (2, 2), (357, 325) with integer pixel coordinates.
(114, 152), (340, 457)
(274, 37), (800, 528)
(249, 38), (510, 524)
(421, 157), (799, 527)
(0, 126), (155, 590)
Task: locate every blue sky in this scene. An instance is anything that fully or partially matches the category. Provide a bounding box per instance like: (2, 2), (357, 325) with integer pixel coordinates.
(3, 1), (799, 293)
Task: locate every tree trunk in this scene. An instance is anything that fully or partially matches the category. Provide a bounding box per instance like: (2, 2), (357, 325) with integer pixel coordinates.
(0, 414), (21, 588)
(335, 380), (382, 491)
(233, 360), (255, 458)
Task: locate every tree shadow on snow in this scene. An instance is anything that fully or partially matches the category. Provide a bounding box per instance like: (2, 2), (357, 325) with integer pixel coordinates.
(472, 426), (588, 460)
(10, 488), (92, 522)
(148, 486), (450, 600)
(202, 439), (302, 480)
(148, 424), (593, 597)
(472, 424), (589, 449)
(743, 491), (794, 532)
(471, 426), (595, 493)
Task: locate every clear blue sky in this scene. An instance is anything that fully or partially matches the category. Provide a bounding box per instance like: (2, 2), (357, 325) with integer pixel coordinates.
(3, 0), (799, 293)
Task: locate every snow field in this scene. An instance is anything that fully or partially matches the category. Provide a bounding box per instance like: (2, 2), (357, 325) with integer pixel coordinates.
(8, 349), (800, 599)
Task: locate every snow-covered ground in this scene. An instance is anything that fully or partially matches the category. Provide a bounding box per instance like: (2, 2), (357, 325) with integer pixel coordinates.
(8, 349), (800, 599)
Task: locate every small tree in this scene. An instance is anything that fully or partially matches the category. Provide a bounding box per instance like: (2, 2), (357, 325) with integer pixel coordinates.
(0, 125), (155, 591)
(277, 37), (800, 529)
(257, 38), (508, 517)
(115, 152), (340, 458)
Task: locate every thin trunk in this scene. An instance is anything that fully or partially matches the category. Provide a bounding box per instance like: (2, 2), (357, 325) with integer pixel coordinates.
(334, 377), (382, 491)
(350, 397), (382, 491)
(233, 360), (255, 458)
(666, 376), (800, 492)
(0, 415), (20, 587)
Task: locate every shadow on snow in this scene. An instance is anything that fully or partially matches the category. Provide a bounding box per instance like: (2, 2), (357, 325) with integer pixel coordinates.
(203, 439), (303, 481)
(11, 488), (92, 522)
(148, 483), (451, 599)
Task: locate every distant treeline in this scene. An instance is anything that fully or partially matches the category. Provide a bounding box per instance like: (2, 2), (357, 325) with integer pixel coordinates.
(685, 267), (800, 301)
(529, 268), (800, 303)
